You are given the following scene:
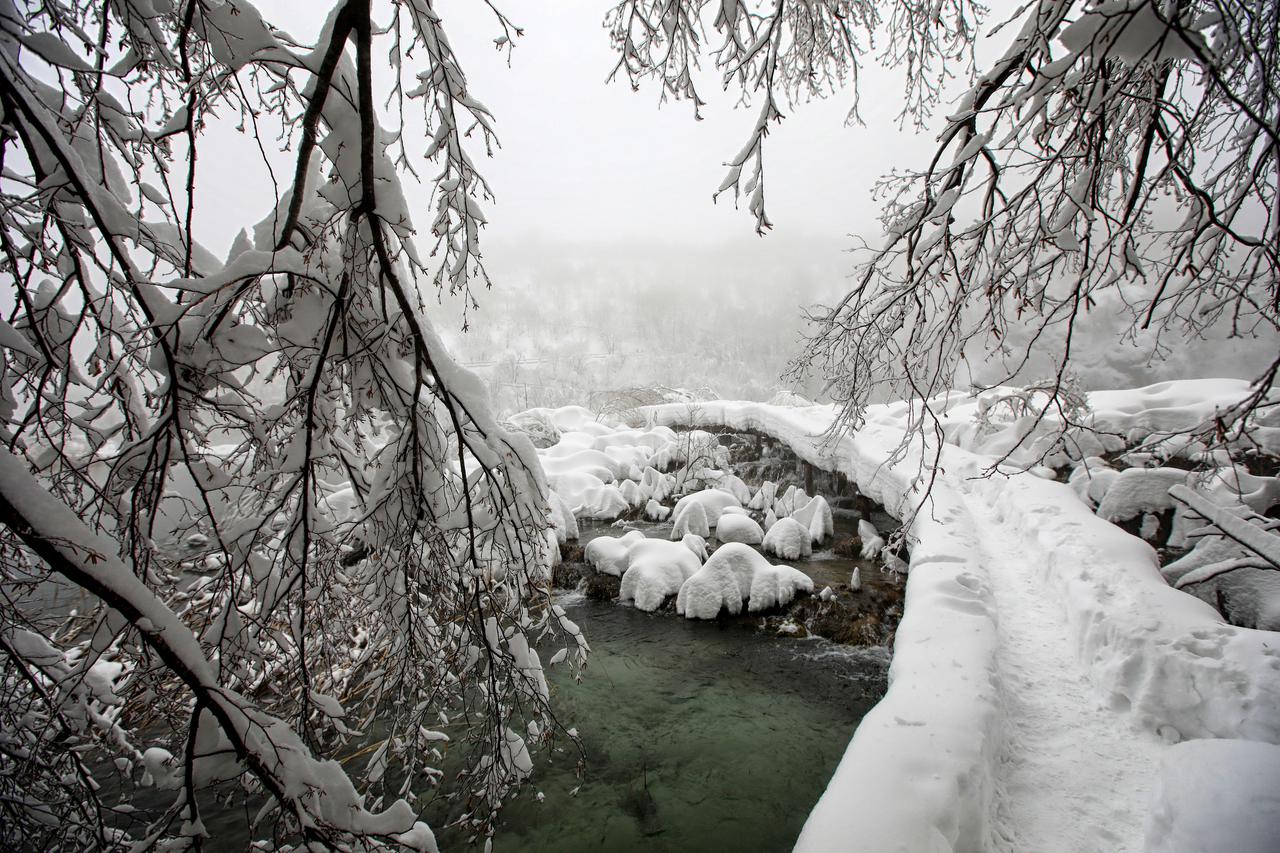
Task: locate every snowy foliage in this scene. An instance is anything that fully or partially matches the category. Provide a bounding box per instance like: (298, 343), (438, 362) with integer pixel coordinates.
(0, 1), (584, 845)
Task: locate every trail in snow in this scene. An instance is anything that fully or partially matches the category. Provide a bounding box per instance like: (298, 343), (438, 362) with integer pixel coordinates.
(964, 490), (1164, 853)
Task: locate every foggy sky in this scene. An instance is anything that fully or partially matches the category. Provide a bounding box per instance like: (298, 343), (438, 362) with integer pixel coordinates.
(195, 0), (953, 302)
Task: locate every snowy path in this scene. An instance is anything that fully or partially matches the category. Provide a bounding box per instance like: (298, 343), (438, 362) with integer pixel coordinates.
(646, 400), (1280, 853)
(964, 488), (1163, 853)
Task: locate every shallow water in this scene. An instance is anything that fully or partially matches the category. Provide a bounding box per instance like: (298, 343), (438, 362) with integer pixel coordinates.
(470, 593), (889, 852)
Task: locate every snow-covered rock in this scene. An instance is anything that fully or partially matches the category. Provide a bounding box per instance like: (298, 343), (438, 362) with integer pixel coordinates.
(791, 495), (833, 544)
(670, 488), (741, 529)
(715, 513), (764, 545)
(547, 490), (579, 545)
(748, 480), (778, 511)
(584, 530), (646, 577)
(714, 472), (753, 504)
(619, 539), (704, 612)
(680, 533), (708, 561)
(574, 484), (630, 520)
(857, 519), (884, 560)
(670, 500), (710, 539)
(644, 499), (669, 521)
(762, 517), (813, 560)
(1095, 467), (1188, 523)
(675, 543), (813, 619)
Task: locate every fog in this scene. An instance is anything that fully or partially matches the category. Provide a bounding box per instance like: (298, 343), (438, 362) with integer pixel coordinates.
(187, 0), (1273, 418)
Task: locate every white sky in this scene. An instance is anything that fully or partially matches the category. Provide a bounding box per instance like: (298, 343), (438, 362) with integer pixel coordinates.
(198, 0), (956, 284)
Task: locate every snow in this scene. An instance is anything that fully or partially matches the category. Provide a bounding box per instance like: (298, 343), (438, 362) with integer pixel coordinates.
(857, 518), (884, 560)
(644, 499), (670, 521)
(618, 539), (705, 612)
(790, 494), (833, 544)
(670, 488), (742, 528)
(584, 530), (646, 577)
(572, 484), (630, 520)
(646, 393), (1280, 853)
(670, 499), (710, 539)
(761, 517), (813, 560)
(675, 542), (813, 619)
(1143, 739), (1280, 853)
(715, 512), (764, 545)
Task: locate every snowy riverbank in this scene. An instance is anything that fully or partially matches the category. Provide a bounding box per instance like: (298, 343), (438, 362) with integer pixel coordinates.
(643, 383), (1280, 853)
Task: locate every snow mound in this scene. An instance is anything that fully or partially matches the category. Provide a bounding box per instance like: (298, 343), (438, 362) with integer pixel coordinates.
(619, 539), (704, 612)
(773, 484), (810, 517)
(541, 449), (622, 482)
(748, 480), (778, 511)
(574, 484), (630, 520)
(675, 542), (813, 619)
(671, 488), (741, 529)
(1095, 467), (1188, 523)
(681, 533), (708, 561)
(762, 517), (813, 560)
(715, 513), (764, 545)
(714, 472), (752, 504)
(547, 490), (579, 545)
(790, 495), (833, 544)
(584, 530), (646, 577)
(644, 499), (669, 521)
(1144, 739), (1280, 853)
(670, 500), (710, 539)
(857, 519), (884, 560)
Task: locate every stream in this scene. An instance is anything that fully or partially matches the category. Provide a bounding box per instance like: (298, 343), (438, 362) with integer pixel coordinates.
(469, 516), (897, 852)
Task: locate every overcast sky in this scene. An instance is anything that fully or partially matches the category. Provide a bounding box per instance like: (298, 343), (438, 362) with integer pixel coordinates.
(195, 0), (958, 295)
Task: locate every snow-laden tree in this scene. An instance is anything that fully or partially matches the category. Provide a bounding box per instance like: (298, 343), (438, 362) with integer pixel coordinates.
(609, 0), (1279, 459)
(0, 1), (586, 848)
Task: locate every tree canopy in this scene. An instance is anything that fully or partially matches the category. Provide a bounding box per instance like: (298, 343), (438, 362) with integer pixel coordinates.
(1, 0), (1277, 849)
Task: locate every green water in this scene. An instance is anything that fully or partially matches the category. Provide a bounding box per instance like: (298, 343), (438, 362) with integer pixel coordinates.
(476, 595), (888, 852)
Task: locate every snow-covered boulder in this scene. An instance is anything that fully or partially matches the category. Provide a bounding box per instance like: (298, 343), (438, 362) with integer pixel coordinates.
(670, 500), (710, 539)
(1068, 457), (1119, 508)
(676, 543), (813, 619)
(640, 466), (674, 503)
(681, 533), (708, 561)
(547, 490), (579, 544)
(671, 488), (742, 529)
(545, 471), (605, 510)
(773, 485), (810, 517)
(715, 473), (753, 505)
(762, 517), (812, 560)
(858, 519), (884, 560)
(790, 495), (833, 544)
(574, 484), (630, 520)
(1095, 467), (1188, 523)
(644, 499), (670, 521)
(748, 481), (778, 512)
(716, 513), (764, 545)
(585, 530), (646, 577)
(619, 479), (644, 508)
(619, 539), (704, 611)
(541, 448), (624, 482)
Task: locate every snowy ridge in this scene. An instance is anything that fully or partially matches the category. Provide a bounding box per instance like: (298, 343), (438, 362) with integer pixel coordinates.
(645, 398), (1280, 852)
